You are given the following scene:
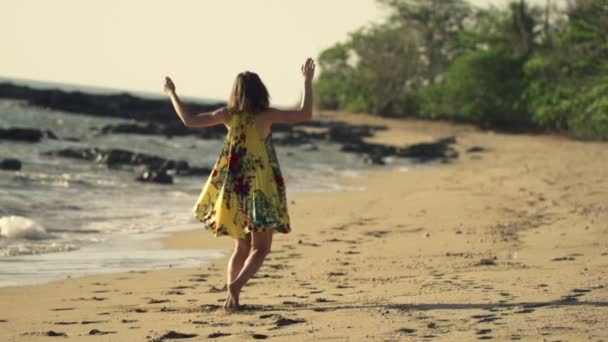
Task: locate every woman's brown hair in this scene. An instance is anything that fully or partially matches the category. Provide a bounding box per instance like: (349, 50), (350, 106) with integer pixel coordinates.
(227, 71), (270, 115)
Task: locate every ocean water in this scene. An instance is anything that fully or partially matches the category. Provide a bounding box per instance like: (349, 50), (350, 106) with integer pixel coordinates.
(0, 84), (414, 287)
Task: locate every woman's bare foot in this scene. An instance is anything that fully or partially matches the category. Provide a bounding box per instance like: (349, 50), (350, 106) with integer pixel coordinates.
(226, 282), (241, 309)
(223, 293), (233, 310)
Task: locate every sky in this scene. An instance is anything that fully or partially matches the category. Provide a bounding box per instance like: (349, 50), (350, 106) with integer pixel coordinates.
(1, 0), (561, 106)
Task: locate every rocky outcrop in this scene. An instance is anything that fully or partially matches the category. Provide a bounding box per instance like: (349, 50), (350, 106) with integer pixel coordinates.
(135, 167), (173, 184)
(41, 148), (211, 184)
(342, 136), (458, 164)
(93, 121), (226, 139)
(0, 127), (57, 142)
(0, 82), (223, 123)
(1, 158), (22, 171)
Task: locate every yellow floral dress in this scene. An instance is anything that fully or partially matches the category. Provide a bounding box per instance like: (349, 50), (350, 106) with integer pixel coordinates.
(193, 112), (291, 239)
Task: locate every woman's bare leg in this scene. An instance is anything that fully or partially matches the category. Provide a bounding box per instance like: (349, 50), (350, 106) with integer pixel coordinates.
(224, 235), (251, 309)
(228, 230), (273, 307)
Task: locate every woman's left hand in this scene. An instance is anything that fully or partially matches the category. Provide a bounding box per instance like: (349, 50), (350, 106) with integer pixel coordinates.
(163, 76), (176, 95)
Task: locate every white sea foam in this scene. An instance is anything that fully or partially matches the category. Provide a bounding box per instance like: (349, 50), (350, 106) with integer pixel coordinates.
(0, 216), (53, 241)
(1, 242), (79, 257)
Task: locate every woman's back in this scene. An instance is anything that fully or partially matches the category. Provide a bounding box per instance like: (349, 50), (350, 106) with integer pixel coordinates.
(193, 111), (290, 238)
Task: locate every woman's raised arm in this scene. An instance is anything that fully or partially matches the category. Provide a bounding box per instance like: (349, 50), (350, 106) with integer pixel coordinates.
(163, 76), (229, 128)
(263, 58), (315, 124)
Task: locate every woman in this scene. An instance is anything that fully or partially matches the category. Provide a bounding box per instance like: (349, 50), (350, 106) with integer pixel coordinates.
(163, 58), (315, 309)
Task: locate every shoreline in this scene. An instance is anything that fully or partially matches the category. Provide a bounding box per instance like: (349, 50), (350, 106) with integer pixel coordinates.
(1, 113), (607, 341)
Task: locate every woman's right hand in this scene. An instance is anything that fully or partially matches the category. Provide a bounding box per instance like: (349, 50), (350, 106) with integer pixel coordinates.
(163, 76), (176, 95)
(301, 58), (315, 83)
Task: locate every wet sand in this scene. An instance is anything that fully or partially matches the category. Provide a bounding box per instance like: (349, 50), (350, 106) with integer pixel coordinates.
(1, 112), (607, 341)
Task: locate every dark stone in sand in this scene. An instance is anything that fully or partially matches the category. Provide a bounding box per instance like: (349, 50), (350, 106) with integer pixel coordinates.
(0, 158), (21, 171)
(136, 167), (173, 185)
(46, 330), (67, 337)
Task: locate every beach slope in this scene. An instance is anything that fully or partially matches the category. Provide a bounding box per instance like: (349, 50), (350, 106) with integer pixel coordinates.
(1, 112), (607, 341)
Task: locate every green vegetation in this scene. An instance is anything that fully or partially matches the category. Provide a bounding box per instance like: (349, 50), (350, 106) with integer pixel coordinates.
(315, 0), (608, 140)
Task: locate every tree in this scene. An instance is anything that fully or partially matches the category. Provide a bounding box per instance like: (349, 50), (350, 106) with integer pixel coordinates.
(378, 0), (472, 84)
(349, 24), (421, 114)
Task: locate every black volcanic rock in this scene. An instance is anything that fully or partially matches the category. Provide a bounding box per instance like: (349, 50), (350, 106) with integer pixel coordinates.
(0, 128), (43, 142)
(397, 136), (458, 162)
(136, 167), (173, 184)
(94, 121), (226, 139)
(341, 136), (458, 165)
(0, 82), (224, 123)
(326, 124), (374, 142)
(42, 148), (210, 179)
(1, 158), (22, 171)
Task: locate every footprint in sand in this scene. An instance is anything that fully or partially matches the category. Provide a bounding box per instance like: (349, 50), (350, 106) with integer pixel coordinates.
(163, 290), (185, 295)
(477, 329), (492, 335)
(147, 298), (171, 304)
(151, 331), (198, 341)
(88, 329), (116, 335)
(363, 230), (391, 238)
(272, 317), (306, 329)
(281, 301), (307, 308)
(472, 314), (500, 323)
(53, 321), (77, 325)
(171, 285), (195, 290)
(199, 304), (222, 312)
(72, 296), (107, 301)
(551, 256), (575, 261)
(207, 332), (231, 338)
(208, 285), (226, 293)
(396, 328), (416, 334)
(514, 308), (535, 314)
(314, 297), (336, 303)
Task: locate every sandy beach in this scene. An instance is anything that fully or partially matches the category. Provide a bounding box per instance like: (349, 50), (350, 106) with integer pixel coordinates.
(1, 112), (607, 341)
